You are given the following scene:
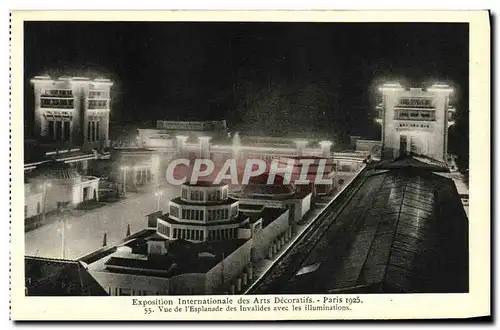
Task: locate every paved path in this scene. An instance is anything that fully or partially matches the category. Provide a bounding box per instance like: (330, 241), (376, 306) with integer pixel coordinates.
(25, 186), (180, 260)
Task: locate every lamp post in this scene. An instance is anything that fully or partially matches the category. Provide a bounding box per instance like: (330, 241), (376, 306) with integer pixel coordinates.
(40, 181), (52, 223)
(60, 216), (66, 259)
(154, 190), (164, 211)
(120, 166), (129, 194)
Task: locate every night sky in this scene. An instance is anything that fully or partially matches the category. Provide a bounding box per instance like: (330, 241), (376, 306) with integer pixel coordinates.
(24, 22), (469, 167)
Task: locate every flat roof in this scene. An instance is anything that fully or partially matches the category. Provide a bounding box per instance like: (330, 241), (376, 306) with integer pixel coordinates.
(170, 196), (238, 206)
(102, 236), (248, 277)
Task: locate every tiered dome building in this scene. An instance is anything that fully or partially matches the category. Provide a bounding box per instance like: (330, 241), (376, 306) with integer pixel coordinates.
(156, 182), (245, 242)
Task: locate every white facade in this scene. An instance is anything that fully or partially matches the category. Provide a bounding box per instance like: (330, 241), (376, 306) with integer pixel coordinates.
(30, 76), (112, 149)
(157, 182), (244, 242)
(24, 184), (43, 219)
(85, 183), (294, 295)
(88, 240), (254, 296)
(30, 175), (100, 213)
(376, 82), (455, 162)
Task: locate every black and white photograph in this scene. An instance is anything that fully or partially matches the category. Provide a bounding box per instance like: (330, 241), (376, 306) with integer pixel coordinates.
(9, 10), (490, 321)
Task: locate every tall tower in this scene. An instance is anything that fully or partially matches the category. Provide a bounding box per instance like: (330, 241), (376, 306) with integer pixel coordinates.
(30, 76), (112, 150)
(376, 82), (455, 162)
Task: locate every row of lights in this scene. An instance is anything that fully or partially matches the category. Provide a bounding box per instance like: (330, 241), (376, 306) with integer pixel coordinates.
(379, 82), (454, 93)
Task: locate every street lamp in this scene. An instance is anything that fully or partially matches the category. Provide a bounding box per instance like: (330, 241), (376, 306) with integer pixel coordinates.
(154, 190), (164, 211)
(40, 181), (52, 223)
(120, 166), (129, 194)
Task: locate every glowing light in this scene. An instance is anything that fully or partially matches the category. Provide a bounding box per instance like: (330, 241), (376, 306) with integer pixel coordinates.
(379, 87), (404, 92)
(427, 88), (454, 93)
(294, 140), (308, 147)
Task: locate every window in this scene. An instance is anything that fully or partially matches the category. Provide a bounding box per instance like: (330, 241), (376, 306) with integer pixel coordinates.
(200, 231), (204, 241)
(96, 122), (100, 140)
(63, 121), (70, 142)
(170, 205), (179, 218)
(48, 121), (55, 141)
(40, 97), (74, 109)
(173, 228), (178, 239)
(36, 202), (40, 214)
(118, 287), (132, 296)
(55, 121), (63, 141)
(88, 100), (108, 109)
(87, 122), (91, 141)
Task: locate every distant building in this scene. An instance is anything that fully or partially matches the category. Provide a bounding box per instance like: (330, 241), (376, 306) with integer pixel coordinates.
(24, 178), (43, 221)
(376, 82), (455, 162)
(117, 125), (369, 188)
(277, 156), (336, 196)
(85, 181), (293, 295)
(27, 161), (100, 215)
(30, 76), (112, 149)
(137, 120), (229, 148)
(25, 75), (113, 220)
(232, 173), (312, 225)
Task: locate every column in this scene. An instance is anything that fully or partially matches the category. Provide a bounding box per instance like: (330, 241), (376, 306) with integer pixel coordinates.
(319, 141), (332, 158)
(295, 140), (308, 156)
(81, 160), (88, 175)
(242, 272), (248, 286)
(236, 278), (242, 292)
(176, 135), (188, 158)
(102, 112), (110, 148)
(198, 136), (211, 159)
(247, 265), (253, 281)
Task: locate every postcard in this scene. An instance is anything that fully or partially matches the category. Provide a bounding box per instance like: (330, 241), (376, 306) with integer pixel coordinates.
(10, 10), (490, 320)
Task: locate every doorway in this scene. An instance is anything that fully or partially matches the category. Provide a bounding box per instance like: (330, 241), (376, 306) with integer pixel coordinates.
(399, 135), (408, 157)
(83, 187), (90, 201)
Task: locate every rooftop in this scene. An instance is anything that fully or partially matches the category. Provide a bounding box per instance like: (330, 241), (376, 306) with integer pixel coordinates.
(100, 235), (248, 277)
(170, 196), (238, 207)
(25, 256), (107, 296)
(183, 181), (226, 187)
(323, 168), (468, 293)
(254, 157), (469, 294)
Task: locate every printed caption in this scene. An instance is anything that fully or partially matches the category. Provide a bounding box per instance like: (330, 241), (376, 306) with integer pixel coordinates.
(133, 296), (364, 316)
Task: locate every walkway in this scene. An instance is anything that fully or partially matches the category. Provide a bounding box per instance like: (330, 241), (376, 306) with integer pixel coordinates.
(25, 186), (180, 260)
